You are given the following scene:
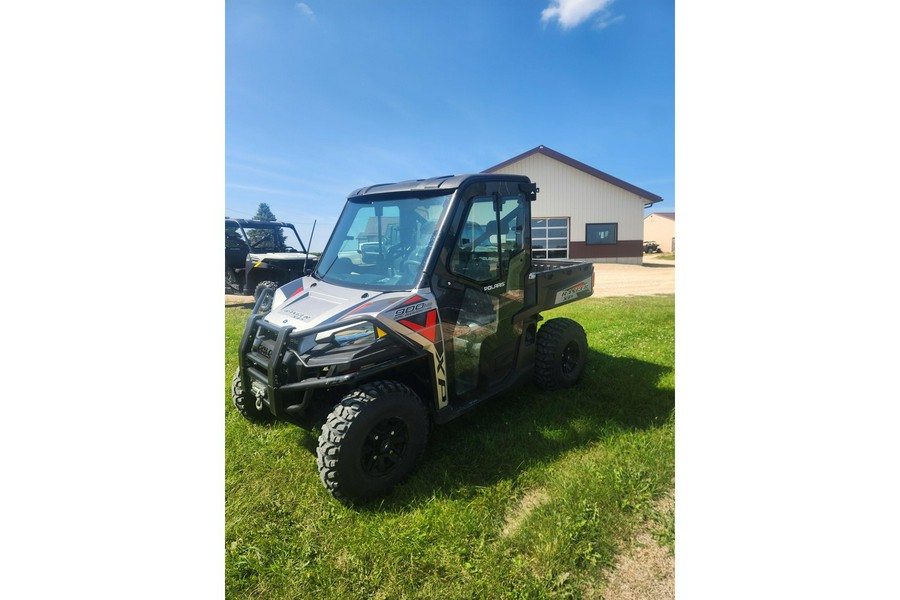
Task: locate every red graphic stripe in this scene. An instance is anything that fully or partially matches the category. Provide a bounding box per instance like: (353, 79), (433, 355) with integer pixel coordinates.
(342, 302), (372, 318)
(399, 309), (438, 343)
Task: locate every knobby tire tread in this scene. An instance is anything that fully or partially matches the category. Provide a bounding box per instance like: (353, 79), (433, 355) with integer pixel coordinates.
(316, 380), (426, 504)
(533, 317), (587, 390)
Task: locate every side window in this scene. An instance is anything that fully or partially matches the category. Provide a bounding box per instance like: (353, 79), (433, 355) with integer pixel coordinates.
(497, 195), (524, 273)
(450, 196), (499, 282)
(449, 194), (526, 283)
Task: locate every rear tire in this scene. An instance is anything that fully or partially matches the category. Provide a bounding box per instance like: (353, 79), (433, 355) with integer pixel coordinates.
(231, 368), (275, 424)
(534, 318), (588, 390)
(317, 381), (428, 504)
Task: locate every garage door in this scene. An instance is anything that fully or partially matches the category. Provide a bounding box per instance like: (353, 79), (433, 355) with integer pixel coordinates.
(532, 217), (569, 259)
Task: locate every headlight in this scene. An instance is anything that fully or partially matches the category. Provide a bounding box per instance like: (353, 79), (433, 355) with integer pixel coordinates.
(334, 323), (376, 346)
(317, 322), (381, 347)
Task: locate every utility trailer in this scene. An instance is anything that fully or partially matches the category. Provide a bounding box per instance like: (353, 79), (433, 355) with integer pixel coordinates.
(232, 174), (595, 503)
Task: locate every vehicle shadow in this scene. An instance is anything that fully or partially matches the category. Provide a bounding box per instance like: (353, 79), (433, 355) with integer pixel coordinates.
(641, 261), (675, 269)
(336, 349), (675, 511)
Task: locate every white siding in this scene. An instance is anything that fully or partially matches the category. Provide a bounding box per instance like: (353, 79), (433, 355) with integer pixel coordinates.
(490, 153), (647, 241)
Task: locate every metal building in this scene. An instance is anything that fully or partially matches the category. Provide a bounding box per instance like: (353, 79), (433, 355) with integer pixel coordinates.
(643, 212), (676, 254)
(484, 145), (664, 264)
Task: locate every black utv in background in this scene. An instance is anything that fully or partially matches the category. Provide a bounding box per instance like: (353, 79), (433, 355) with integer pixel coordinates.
(643, 240), (662, 254)
(225, 218), (318, 307)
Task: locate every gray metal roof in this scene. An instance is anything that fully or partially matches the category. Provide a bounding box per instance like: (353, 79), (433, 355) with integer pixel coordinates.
(484, 145), (664, 205)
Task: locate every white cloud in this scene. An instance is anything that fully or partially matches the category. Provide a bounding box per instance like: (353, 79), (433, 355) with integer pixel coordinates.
(595, 14), (624, 30)
(296, 3), (315, 18)
(541, 0), (619, 30)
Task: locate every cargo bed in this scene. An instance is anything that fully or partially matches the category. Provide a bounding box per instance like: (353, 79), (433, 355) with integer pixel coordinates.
(527, 259), (595, 311)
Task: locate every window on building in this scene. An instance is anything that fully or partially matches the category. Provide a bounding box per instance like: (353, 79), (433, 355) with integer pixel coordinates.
(585, 223), (618, 245)
(532, 217), (569, 259)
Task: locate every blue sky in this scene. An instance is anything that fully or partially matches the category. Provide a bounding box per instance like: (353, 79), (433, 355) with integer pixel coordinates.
(226, 0), (674, 250)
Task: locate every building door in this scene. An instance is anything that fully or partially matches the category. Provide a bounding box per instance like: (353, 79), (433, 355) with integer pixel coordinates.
(532, 217), (569, 259)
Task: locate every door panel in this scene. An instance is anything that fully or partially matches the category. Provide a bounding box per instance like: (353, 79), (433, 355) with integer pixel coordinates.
(434, 186), (529, 403)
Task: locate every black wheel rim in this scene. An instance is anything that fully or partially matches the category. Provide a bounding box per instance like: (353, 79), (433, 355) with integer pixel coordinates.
(561, 341), (581, 375)
(361, 417), (409, 478)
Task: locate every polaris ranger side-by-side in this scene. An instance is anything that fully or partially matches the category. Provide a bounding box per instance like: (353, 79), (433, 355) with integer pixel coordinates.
(225, 218), (319, 309)
(233, 174), (594, 503)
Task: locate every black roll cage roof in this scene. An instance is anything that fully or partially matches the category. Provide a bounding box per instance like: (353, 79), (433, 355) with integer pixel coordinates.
(225, 218), (309, 254)
(348, 173), (536, 200)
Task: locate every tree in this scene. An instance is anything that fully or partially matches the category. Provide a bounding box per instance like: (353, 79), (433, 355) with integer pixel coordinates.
(248, 202), (287, 248)
(253, 203), (278, 222)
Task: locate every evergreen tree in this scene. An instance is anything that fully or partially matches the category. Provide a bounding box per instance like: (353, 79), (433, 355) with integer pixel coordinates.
(253, 203), (277, 222)
(248, 203), (287, 248)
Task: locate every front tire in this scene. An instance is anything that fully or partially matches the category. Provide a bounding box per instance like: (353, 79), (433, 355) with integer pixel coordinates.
(254, 280), (278, 312)
(317, 381), (429, 504)
(225, 269), (243, 293)
(534, 318), (588, 390)
(231, 368), (275, 424)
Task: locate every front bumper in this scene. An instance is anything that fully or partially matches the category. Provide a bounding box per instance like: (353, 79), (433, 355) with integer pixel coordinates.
(237, 288), (425, 418)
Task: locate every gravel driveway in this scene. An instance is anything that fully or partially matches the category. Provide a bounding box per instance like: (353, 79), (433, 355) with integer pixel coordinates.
(591, 254), (675, 298)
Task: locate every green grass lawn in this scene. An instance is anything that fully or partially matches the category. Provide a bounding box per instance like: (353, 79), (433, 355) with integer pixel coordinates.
(226, 295), (674, 598)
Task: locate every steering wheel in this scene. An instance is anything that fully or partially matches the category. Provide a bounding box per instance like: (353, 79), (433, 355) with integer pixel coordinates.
(385, 243), (412, 273)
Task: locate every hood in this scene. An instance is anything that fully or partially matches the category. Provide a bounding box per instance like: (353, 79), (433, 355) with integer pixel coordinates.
(263, 277), (401, 332)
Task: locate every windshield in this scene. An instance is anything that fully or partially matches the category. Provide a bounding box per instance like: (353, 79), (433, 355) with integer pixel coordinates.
(315, 193), (453, 291)
(229, 222), (307, 253)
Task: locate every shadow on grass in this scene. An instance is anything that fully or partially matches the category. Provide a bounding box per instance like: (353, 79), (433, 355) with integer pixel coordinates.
(315, 349), (675, 511)
(226, 299), (256, 309)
